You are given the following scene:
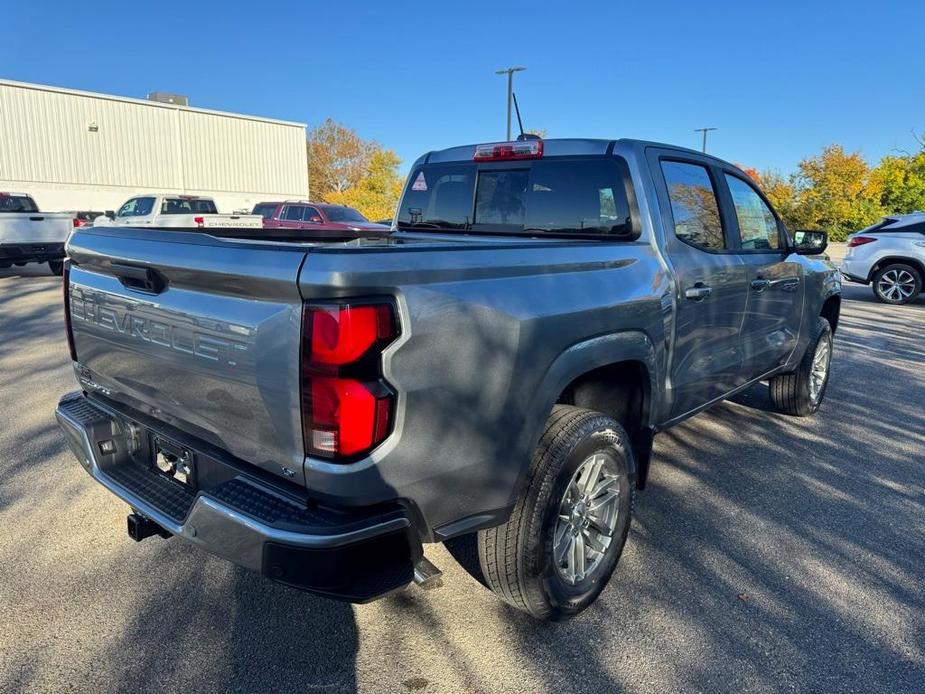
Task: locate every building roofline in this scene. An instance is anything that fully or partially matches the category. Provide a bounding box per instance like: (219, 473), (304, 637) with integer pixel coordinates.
(0, 78), (307, 130)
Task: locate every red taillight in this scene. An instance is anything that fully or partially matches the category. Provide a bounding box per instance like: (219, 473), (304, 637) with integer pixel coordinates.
(194, 216), (205, 227)
(301, 302), (398, 459)
(308, 377), (391, 457)
(473, 139), (543, 162)
(72, 218), (83, 228)
(310, 304), (394, 366)
(63, 261), (77, 362)
(848, 236), (877, 247)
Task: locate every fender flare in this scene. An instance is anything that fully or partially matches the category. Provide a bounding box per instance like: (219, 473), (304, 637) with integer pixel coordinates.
(508, 330), (661, 505)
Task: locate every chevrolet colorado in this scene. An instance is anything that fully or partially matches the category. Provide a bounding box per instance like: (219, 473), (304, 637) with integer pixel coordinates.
(56, 138), (841, 619)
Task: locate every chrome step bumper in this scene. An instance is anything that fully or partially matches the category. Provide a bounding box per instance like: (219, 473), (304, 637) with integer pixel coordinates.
(55, 392), (421, 601)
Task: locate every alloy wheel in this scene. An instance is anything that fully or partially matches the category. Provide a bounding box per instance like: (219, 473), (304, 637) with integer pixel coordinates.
(809, 333), (831, 404)
(553, 452), (622, 585)
(877, 269), (917, 302)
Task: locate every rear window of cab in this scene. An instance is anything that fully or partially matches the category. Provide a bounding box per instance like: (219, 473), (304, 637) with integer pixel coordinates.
(397, 158), (637, 239)
(0, 195), (39, 213)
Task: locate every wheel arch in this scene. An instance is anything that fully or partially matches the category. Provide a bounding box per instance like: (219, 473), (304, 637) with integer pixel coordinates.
(868, 256), (925, 283)
(820, 294), (841, 333)
(516, 331), (660, 500)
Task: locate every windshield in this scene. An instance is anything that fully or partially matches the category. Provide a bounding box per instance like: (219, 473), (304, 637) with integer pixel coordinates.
(161, 198), (218, 215)
(324, 206), (367, 223)
(396, 158), (635, 237)
(0, 195), (39, 213)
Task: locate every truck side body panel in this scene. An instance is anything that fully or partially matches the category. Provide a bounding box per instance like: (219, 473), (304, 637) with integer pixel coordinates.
(297, 237), (670, 535)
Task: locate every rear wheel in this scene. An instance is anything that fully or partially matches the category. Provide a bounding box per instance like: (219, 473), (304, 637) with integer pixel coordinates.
(48, 260), (64, 276)
(477, 405), (635, 620)
(872, 263), (921, 305)
(769, 317), (832, 416)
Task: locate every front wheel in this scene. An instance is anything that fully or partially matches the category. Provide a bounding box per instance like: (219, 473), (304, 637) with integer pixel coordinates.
(769, 317), (833, 416)
(477, 405), (635, 620)
(872, 263), (921, 305)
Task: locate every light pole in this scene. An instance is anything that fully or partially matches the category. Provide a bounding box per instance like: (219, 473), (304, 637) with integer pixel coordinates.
(496, 66), (526, 140)
(694, 127), (717, 153)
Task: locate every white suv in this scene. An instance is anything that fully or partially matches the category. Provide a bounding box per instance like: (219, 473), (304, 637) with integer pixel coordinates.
(842, 212), (925, 304)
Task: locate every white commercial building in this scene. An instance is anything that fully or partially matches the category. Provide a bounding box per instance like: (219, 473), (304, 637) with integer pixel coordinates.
(0, 79), (308, 213)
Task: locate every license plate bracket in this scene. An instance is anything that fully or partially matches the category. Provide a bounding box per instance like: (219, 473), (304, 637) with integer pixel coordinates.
(151, 435), (196, 490)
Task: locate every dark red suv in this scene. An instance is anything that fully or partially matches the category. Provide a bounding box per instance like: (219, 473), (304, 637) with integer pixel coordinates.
(252, 201), (390, 233)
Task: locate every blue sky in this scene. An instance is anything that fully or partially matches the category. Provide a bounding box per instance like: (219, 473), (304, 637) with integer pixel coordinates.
(5, 1), (924, 175)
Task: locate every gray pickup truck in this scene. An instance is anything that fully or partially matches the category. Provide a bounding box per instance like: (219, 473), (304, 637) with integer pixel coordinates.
(56, 138), (840, 620)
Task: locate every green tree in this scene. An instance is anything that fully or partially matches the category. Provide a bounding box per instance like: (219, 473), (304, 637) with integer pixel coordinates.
(324, 149), (404, 222)
(790, 145), (884, 241)
(757, 170), (800, 229)
(871, 152), (925, 214)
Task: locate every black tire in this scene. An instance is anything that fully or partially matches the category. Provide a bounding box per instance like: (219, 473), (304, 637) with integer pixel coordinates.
(872, 263), (921, 305)
(48, 260), (64, 276)
(477, 405), (635, 620)
(769, 317), (833, 416)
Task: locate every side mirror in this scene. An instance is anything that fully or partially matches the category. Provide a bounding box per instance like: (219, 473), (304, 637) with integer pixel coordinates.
(105, 210), (116, 220)
(793, 230), (828, 255)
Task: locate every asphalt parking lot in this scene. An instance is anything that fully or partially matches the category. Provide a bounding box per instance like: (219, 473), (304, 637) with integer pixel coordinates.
(0, 258), (923, 694)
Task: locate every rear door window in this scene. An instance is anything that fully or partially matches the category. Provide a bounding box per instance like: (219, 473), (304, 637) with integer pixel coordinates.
(661, 161), (725, 250)
(724, 175), (781, 250)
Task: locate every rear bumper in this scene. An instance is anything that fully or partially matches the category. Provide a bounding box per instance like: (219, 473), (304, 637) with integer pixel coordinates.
(55, 392), (421, 602)
(839, 257), (870, 284)
(0, 242), (65, 264)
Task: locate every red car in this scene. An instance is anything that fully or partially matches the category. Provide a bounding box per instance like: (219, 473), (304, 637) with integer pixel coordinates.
(252, 201), (390, 233)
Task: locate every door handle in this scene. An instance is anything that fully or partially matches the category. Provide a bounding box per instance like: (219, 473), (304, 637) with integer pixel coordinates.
(769, 276), (801, 292)
(750, 278), (771, 291)
(684, 284), (712, 301)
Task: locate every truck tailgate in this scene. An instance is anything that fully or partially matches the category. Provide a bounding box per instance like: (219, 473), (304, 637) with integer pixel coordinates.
(0, 213), (72, 243)
(66, 227), (308, 484)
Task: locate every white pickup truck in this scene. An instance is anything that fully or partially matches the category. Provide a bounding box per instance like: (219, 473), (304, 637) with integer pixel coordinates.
(0, 192), (74, 275)
(94, 194), (263, 230)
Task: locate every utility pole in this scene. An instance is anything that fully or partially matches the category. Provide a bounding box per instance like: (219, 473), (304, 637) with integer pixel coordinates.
(495, 66), (526, 140)
(694, 127), (717, 153)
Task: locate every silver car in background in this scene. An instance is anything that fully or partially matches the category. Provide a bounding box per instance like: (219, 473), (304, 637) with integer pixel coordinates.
(842, 212), (925, 304)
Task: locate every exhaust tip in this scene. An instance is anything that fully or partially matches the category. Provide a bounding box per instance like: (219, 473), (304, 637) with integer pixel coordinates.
(412, 556), (443, 590)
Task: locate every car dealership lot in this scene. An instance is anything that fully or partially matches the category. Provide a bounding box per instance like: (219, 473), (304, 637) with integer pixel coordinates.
(0, 264), (922, 693)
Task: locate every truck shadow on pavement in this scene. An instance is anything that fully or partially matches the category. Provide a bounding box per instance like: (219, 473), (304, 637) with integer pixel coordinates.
(99, 561), (360, 693)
